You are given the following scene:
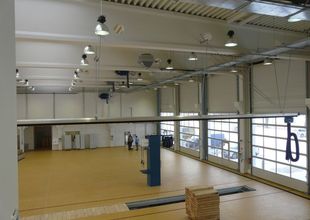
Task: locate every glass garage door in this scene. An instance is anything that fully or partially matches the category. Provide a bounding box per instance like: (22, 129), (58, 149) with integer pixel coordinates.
(160, 112), (174, 136)
(252, 116), (308, 192)
(207, 117), (239, 170)
(179, 112), (199, 157)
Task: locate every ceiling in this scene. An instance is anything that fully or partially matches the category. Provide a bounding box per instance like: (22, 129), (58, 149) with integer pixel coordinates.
(15, 0), (310, 94)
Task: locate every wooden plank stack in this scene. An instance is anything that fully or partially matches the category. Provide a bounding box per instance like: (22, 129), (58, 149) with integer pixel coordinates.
(185, 186), (220, 220)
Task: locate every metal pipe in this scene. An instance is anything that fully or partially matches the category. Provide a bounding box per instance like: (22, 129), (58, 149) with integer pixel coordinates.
(17, 113), (299, 126)
(129, 38), (310, 91)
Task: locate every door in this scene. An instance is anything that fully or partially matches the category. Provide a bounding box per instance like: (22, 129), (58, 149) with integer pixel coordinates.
(34, 126), (52, 150)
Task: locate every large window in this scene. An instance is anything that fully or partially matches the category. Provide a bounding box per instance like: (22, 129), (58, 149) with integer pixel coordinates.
(160, 112), (174, 136)
(208, 117), (239, 163)
(179, 113), (199, 151)
(252, 115), (308, 182)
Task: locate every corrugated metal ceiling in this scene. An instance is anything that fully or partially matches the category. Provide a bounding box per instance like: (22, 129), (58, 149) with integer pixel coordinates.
(104, 0), (310, 33)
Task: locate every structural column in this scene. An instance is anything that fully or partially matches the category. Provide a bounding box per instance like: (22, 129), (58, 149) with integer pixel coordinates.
(200, 75), (208, 160)
(174, 85), (181, 151)
(306, 61), (310, 195)
(239, 68), (252, 174)
(0, 0), (18, 219)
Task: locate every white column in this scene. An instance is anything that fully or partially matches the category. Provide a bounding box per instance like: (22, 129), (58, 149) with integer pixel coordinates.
(0, 0), (18, 219)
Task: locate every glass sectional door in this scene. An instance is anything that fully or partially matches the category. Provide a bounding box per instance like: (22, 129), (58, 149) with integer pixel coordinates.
(179, 112), (200, 157)
(207, 117), (239, 170)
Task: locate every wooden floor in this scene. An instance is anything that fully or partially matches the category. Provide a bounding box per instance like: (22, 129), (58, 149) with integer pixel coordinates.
(19, 147), (310, 220)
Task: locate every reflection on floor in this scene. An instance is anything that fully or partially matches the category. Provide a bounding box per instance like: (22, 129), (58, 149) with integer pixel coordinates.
(19, 147), (310, 220)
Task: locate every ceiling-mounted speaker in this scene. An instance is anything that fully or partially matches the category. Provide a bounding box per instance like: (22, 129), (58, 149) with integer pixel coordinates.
(138, 53), (155, 68)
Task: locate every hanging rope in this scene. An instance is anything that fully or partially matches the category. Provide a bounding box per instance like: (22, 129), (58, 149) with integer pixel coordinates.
(284, 116), (300, 162)
(282, 54), (291, 111)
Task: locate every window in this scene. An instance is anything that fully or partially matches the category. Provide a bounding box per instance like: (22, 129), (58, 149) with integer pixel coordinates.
(252, 115), (308, 182)
(208, 115), (239, 162)
(160, 112), (174, 136)
(179, 113), (199, 151)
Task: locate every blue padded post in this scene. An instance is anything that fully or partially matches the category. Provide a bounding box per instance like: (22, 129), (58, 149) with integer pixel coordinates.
(146, 135), (161, 186)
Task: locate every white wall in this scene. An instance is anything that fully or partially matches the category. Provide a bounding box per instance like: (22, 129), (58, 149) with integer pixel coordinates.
(180, 82), (200, 112)
(0, 0), (18, 219)
(208, 74), (238, 113)
(160, 87), (175, 112)
(252, 60), (306, 113)
(18, 90), (157, 149)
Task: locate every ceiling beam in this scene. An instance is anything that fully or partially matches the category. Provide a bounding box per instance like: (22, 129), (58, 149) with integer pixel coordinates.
(16, 31), (240, 55)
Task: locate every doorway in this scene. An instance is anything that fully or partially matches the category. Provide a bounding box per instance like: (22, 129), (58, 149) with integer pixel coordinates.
(34, 126), (52, 151)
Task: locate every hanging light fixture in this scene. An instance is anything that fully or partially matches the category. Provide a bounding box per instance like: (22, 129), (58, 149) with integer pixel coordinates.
(16, 69), (20, 78)
(71, 81), (76, 86)
(174, 82), (179, 86)
(165, 59), (173, 70)
(225, 30), (238, 47)
(188, 77), (194, 83)
(188, 52), (198, 61)
(31, 87), (35, 91)
(230, 65), (238, 73)
(80, 54), (89, 66)
(84, 45), (95, 55)
(95, 15), (110, 36)
(263, 58), (273, 66)
(69, 87), (72, 91)
(74, 71), (80, 79)
(137, 72), (143, 81)
(121, 81), (126, 88)
(24, 79), (29, 86)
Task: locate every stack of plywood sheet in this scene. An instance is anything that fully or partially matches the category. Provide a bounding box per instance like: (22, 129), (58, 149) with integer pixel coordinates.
(185, 186), (220, 220)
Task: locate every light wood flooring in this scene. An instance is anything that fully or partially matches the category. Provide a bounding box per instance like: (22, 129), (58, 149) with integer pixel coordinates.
(19, 147), (310, 219)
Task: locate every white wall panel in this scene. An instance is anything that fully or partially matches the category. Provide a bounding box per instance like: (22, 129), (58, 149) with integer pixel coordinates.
(208, 74), (237, 113)
(55, 93), (83, 118)
(0, 1), (18, 217)
(84, 92), (96, 118)
(108, 93), (121, 118)
(180, 82), (199, 112)
(17, 94), (26, 119)
(28, 94), (53, 119)
(160, 87), (175, 112)
(252, 60), (306, 113)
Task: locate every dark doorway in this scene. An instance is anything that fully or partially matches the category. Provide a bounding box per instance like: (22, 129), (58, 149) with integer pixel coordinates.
(34, 126), (52, 151)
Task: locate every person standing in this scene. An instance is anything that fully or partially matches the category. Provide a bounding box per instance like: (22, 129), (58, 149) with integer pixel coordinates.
(134, 135), (140, 151)
(127, 132), (133, 150)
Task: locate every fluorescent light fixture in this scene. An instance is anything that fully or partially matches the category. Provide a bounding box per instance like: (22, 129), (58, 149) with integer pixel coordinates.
(84, 45), (95, 55)
(162, 85), (168, 88)
(129, 82), (133, 85)
(242, 1), (301, 17)
(188, 52), (198, 61)
(95, 15), (110, 36)
(188, 77), (194, 83)
(165, 59), (173, 70)
(174, 82), (179, 86)
(225, 30), (237, 47)
(288, 10), (310, 22)
(80, 54), (89, 66)
(263, 58), (273, 66)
